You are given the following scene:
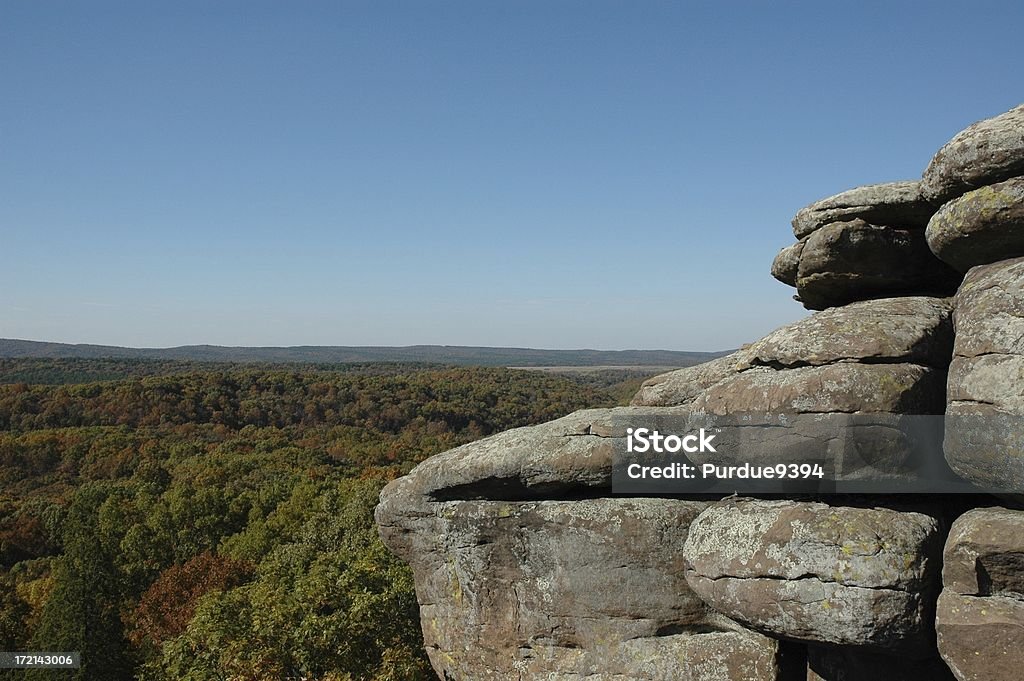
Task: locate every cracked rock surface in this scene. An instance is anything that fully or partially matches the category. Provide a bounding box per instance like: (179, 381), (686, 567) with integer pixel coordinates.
(944, 257), (1024, 490)
(377, 495), (788, 680)
(682, 498), (944, 654)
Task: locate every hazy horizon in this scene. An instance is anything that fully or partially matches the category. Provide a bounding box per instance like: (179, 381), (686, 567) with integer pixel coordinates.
(1, 336), (734, 354)
(5, 1), (1024, 350)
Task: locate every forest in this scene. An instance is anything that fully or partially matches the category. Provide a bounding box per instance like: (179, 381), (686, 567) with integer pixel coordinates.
(0, 359), (635, 680)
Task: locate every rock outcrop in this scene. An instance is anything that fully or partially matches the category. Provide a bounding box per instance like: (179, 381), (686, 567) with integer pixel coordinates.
(378, 489), (793, 679)
(377, 103), (1024, 680)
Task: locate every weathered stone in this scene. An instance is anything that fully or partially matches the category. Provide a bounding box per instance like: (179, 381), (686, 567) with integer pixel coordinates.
(945, 258), (1024, 491)
(379, 497), (787, 680)
(942, 508), (1024, 600)
(936, 592), (1024, 681)
(928, 508), (1024, 680)
(771, 241), (804, 287)
(926, 177), (1024, 272)
(682, 498), (944, 655)
(795, 219), (960, 310)
(806, 646), (955, 681)
(745, 296), (952, 368)
(376, 408), (622, 510)
(950, 257), (1024, 359)
(691, 363), (945, 415)
(792, 181), (934, 239)
(631, 351), (753, 407)
(948, 354), (1024, 413)
(922, 103), (1024, 203)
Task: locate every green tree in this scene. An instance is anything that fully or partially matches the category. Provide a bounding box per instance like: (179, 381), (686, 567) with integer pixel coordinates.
(29, 483), (133, 680)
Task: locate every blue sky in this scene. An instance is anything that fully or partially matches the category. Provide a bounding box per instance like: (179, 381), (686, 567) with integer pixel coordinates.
(3, 1), (1023, 350)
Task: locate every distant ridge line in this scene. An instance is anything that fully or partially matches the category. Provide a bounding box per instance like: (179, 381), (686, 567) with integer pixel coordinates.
(0, 338), (729, 368)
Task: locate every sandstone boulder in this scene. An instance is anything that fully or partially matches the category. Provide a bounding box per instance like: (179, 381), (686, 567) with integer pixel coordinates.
(936, 593), (1024, 681)
(792, 181), (934, 239)
(926, 177), (1024, 272)
(936, 508), (1024, 681)
(682, 498), (944, 655)
(794, 219), (961, 310)
(945, 257), (1024, 491)
(922, 103), (1024, 203)
(378, 496), (789, 680)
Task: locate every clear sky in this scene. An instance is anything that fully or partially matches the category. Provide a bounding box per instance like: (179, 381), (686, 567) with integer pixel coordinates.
(3, 1), (1023, 350)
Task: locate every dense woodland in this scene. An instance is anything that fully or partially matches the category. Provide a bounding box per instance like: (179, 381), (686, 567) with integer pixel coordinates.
(0, 359), (634, 680)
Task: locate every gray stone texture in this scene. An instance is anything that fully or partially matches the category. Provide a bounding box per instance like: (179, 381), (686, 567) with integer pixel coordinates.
(926, 177), (1024, 272)
(682, 498), (944, 655)
(771, 241), (804, 287)
(792, 181), (935, 239)
(945, 257), (1024, 490)
(631, 350), (753, 407)
(378, 496), (788, 680)
(936, 508), (1024, 681)
(634, 297), (952, 413)
(922, 103), (1024, 204)
(794, 219), (960, 310)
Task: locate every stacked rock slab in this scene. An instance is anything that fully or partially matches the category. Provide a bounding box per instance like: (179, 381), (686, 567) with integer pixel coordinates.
(378, 298), (956, 679)
(923, 105), (1024, 271)
(635, 295), (952, 416)
(376, 410), (793, 680)
(772, 182), (961, 310)
(378, 103), (1024, 681)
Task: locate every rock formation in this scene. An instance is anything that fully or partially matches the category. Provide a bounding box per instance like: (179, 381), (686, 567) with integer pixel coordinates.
(377, 103), (1024, 680)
